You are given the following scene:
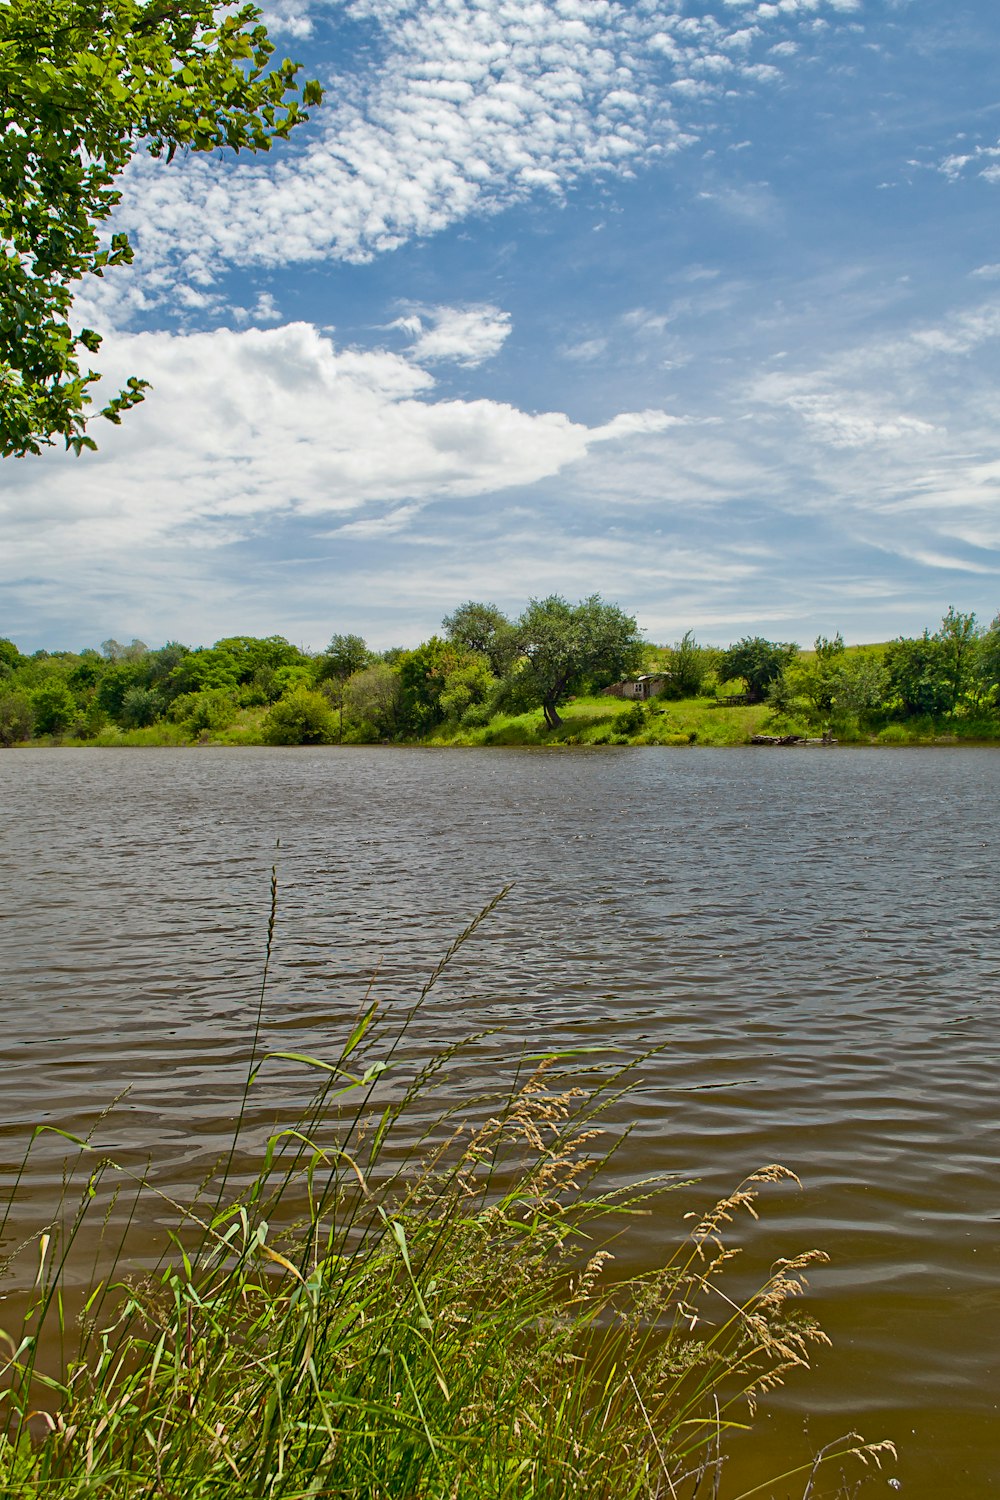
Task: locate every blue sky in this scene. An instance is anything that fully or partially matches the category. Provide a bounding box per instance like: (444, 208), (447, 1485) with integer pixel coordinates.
(4, 0), (1000, 653)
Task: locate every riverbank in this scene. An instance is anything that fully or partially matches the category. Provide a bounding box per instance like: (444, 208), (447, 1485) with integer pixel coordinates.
(13, 691), (1000, 749)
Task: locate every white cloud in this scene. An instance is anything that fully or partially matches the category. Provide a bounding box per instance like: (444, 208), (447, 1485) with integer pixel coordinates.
(330, 502), (425, 538)
(8, 281), (1000, 652)
(233, 291), (284, 326)
(91, 0), (858, 322)
(937, 140), (1000, 185)
(754, 376), (937, 448)
(622, 308), (671, 335)
(259, 0), (316, 38)
(561, 336), (609, 361)
(399, 304), (512, 366)
(0, 322), (676, 553)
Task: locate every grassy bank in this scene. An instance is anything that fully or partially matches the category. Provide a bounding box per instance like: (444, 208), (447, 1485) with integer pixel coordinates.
(424, 695), (771, 747)
(32, 692), (999, 749)
(0, 893), (894, 1498)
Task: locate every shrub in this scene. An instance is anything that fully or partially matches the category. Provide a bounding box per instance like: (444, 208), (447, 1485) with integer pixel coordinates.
(119, 686), (162, 729)
(0, 692), (33, 745)
(29, 680), (77, 735)
(460, 700), (493, 728)
(169, 689), (238, 736)
(262, 687), (336, 745)
(616, 700), (648, 735)
(69, 700), (108, 740)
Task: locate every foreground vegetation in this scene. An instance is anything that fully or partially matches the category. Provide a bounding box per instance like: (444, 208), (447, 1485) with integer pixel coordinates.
(0, 892), (894, 1497)
(2, 598), (999, 749)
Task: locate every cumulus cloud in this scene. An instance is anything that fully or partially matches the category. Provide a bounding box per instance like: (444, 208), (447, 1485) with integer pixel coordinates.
(0, 322), (677, 554)
(258, 0), (316, 38)
(7, 282), (1000, 651)
(233, 291), (284, 326)
(396, 304), (512, 366)
(92, 0), (858, 322)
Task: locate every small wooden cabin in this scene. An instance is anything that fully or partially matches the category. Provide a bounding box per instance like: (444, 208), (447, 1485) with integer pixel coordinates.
(601, 674), (669, 702)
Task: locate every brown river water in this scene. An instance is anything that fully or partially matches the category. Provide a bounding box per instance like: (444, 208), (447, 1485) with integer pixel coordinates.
(1, 745), (998, 1496)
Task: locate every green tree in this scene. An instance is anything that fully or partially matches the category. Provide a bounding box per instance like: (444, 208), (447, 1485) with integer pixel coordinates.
(719, 637), (799, 704)
(511, 596), (643, 731)
(884, 633), (951, 718)
(398, 637), (454, 736)
(0, 692), (33, 745)
(1, 0), (321, 457)
(316, 634), (371, 684)
(145, 641), (191, 687)
(67, 655), (104, 695)
(663, 630), (717, 699)
(439, 655), (497, 724)
(261, 688), (335, 745)
(935, 607), (980, 713)
(316, 634), (371, 740)
(791, 633), (846, 720)
(442, 602), (517, 677)
(165, 647), (240, 700)
(342, 664), (402, 741)
(119, 685), (161, 727)
(97, 657), (151, 719)
(30, 679), (77, 734)
(830, 652), (889, 726)
(975, 611), (1000, 703)
(168, 688), (237, 735)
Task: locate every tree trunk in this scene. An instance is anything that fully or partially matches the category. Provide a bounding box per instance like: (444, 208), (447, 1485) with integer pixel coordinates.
(542, 700), (562, 730)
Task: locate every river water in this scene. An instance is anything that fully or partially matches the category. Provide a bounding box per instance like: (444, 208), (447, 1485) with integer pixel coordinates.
(1, 746), (998, 1495)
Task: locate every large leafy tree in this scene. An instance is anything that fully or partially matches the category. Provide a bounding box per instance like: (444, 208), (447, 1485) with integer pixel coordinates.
(442, 601), (518, 677)
(719, 636), (798, 704)
(316, 634), (371, 686)
(884, 632), (951, 718)
(315, 633), (372, 740)
(663, 629), (717, 699)
(0, 0), (321, 457)
(512, 595), (643, 730)
(935, 606), (980, 713)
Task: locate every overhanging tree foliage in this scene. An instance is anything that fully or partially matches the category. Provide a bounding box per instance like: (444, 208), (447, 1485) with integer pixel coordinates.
(0, 0), (321, 457)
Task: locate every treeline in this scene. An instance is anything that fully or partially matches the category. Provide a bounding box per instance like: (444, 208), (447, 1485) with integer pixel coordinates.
(0, 597), (641, 746)
(1, 600), (999, 747)
(698, 606), (1000, 735)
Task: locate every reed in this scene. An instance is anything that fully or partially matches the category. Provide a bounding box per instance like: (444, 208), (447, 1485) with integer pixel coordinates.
(0, 888), (893, 1498)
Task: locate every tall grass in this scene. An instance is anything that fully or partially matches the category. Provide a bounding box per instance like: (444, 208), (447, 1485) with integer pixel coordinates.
(0, 887), (893, 1498)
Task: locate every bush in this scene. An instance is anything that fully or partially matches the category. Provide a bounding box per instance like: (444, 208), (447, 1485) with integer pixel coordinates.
(29, 680), (77, 735)
(0, 692), (33, 745)
(616, 700), (647, 735)
(262, 688), (336, 745)
(169, 689), (238, 736)
(69, 701), (109, 740)
(460, 700), (493, 728)
(119, 686), (162, 729)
